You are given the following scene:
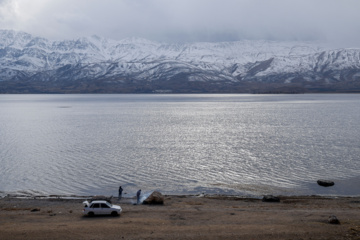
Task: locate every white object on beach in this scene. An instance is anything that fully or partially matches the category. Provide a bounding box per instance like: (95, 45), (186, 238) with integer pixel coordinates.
(82, 200), (122, 216)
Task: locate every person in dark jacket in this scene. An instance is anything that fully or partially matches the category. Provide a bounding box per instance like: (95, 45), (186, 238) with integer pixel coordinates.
(136, 189), (141, 204)
(118, 186), (123, 200)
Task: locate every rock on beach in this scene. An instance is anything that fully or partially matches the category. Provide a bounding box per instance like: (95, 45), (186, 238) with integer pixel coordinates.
(317, 180), (335, 187)
(262, 195), (280, 202)
(328, 215), (340, 224)
(143, 191), (164, 205)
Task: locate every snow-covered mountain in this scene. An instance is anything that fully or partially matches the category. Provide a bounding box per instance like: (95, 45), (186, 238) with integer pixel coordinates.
(1, 29), (360, 93)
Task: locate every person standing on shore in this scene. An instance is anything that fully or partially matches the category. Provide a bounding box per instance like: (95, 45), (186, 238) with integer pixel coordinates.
(118, 186), (123, 200)
(136, 189), (141, 204)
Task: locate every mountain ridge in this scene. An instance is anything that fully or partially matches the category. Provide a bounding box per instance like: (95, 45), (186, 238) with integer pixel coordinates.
(1, 29), (360, 93)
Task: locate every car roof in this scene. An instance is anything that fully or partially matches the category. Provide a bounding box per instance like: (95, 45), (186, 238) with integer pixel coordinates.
(89, 198), (112, 203)
(89, 200), (110, 204)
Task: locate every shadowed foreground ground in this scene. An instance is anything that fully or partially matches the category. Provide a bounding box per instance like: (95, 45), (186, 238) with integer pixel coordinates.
(0, 195), (359, 239)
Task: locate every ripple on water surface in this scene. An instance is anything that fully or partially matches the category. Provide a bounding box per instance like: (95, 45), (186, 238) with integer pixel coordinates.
(0, 94), (360, 197)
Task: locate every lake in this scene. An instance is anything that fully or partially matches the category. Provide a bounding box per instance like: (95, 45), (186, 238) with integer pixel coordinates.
(0, 94), (359, 198)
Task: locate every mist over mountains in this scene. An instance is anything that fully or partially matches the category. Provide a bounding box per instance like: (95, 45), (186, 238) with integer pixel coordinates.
(1, 29), (360, 93)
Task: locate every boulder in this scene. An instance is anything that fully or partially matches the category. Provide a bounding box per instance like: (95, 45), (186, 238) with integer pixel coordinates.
(262, 195), (280, 202)
(317, 180), (335, 187)
(143, 191), (164, 205)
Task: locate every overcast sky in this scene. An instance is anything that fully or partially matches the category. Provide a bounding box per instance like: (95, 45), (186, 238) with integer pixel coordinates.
(1, 0), (359, 47)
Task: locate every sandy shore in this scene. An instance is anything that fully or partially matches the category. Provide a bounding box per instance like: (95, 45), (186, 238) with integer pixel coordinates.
(0, 195), (359, 240)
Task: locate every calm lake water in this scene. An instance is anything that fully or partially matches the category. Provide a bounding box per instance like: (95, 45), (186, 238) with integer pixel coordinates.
(0, 94), (359, 198)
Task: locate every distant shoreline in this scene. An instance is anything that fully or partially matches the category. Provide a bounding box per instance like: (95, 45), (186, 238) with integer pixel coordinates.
(1, 92), (360, 94)
(2, 192), (360, 201)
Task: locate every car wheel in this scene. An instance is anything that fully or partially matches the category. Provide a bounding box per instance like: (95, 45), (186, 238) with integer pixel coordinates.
(88, 212), (94, 217)
(111, 211), (118, 216)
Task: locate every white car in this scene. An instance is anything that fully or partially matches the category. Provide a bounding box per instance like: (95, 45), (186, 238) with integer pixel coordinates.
(83, 200), (122, 216)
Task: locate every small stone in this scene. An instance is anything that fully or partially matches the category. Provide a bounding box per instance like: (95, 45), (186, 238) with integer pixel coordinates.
(328, 215), (340, 224)
(262, 195), (280, 202)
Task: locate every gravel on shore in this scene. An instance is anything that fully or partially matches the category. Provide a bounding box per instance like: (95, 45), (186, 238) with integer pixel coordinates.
(1, 195), (360, 240)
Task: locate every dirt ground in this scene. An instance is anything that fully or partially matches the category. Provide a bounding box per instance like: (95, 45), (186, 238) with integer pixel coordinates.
(0, 195), (360, 240)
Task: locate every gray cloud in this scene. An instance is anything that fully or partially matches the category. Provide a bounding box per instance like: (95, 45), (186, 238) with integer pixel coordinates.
(1, 0), (360, 47)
